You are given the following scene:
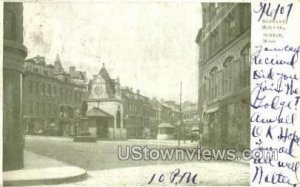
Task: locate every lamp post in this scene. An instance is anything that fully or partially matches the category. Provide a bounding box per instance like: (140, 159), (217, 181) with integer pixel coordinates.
(183, 119), (186, 144)
(178, 81), (182, 145)
(197, 117), (201, 146)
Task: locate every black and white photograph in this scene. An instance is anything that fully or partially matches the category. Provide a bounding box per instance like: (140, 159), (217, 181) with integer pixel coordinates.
(2, 1), (253, 186)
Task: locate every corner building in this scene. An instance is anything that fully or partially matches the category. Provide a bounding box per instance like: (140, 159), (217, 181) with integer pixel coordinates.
(22, 55), (87, 136)
(196, 3), (251, 150)
(3, 2), (27, 171)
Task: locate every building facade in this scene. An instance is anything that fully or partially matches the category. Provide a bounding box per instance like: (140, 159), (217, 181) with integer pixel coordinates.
(22, 55), (87, 136)
(182, 102), (200, 137)
(120, 88), (181, 139)
(86, 64), (126, 139)
(196, 3), (251, 150)
(150, 99), (181, 138)
(149, 99), (160, 138)
(121, 87), (151, 139)
(3, 2), (28, 171)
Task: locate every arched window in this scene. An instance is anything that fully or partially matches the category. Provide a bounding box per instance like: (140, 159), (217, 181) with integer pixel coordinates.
(240, 44), (250, 87)
(202, 76), (208, 103)
(223, 57), (233, 95)
(211, 30), (218, 54)
(210, 67), (218, 100)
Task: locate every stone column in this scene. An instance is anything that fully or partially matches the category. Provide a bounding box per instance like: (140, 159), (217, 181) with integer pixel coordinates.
(3, 2), (27, 171)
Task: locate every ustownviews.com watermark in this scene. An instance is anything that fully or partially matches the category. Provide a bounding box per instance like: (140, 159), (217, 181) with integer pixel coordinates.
(117, 145), (278, 161)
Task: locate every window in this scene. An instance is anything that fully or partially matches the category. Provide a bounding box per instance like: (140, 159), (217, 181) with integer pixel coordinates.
(53, 85), (57, 96)
(65, 89), (68, 100)
(211, 30), (218, 54)
(225, 13), (236, 43)
(54, 104), (57, 116)
(240, 44), (251, 87)
(48, 103), (51, 117)
(47, 84), (51, 96)
(210, 67), (218, 100)
(78, 92), (82, 101)
(204, 77), (209, 103)
(36, 102), (39, 116)
(42, 103), (45, 116)
(70, 90), (73, 101)
(29, 81), (33, 94)
(223, 57), (234, 95)
(60, 87), (63, 98)
(36, 82), (39, 94)
(217, 71), (222, 96)
(41, 83), (46, 95)
(208, 78), (212, 101)
(74, 91), (77, 101)
(28, 101), (33, 115)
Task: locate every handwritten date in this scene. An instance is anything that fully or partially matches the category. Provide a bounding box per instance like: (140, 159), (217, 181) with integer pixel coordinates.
(148, 168), (197, 185)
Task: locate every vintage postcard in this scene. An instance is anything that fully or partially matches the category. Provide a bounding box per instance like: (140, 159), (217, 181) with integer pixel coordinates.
(1, 0), (300, 186)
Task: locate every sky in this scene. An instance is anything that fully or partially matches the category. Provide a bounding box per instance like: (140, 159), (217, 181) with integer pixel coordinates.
(23, 2), (202, 103)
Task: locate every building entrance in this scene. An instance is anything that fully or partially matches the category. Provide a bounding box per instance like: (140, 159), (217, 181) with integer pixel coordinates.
(96, 117), (109, 139)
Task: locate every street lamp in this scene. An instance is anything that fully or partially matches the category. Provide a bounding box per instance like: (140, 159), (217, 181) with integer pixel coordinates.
(197, 117), (201, 146)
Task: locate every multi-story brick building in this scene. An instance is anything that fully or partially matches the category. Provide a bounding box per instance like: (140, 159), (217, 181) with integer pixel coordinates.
(22, 55), (87, 136)
(121, 88), (181, 139)
(150, 99), (181, 138)
(121, 87), (151, 138)
(196, 3), (251, 150)
(160, 100), (180, 125)
(182, 102), (200, 137)
(149, 99), (160, 138)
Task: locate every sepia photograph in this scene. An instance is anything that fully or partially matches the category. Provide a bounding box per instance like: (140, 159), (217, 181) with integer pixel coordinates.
(3, 1), (251, 186)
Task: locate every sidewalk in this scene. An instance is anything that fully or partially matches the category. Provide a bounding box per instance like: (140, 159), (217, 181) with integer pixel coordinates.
(27, 161), (249, 186)
(3, 150), (87, 186)
(128, 139), (199, 147)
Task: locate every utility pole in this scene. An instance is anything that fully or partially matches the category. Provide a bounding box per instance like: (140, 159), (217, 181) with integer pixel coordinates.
(181, 82), (186, 144)
(178, 81), (182, 146)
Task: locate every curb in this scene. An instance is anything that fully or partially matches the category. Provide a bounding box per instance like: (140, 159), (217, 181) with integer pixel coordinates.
(3, 167), (87, 186)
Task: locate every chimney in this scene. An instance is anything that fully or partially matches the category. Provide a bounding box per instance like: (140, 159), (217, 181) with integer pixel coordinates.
(136, 89), (140, 95)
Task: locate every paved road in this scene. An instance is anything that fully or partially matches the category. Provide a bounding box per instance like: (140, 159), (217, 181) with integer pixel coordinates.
(24, 135), (249, 186)
(25, 136), (198, 170)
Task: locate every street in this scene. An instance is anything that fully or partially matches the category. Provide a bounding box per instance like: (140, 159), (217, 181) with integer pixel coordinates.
(24, 136), (250, 186)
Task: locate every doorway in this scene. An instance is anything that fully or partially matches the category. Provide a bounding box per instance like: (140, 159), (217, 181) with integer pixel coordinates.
(96, 117), (109, 139)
